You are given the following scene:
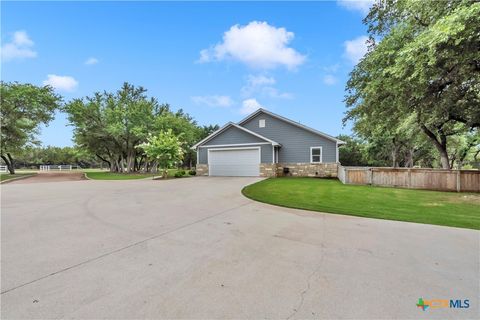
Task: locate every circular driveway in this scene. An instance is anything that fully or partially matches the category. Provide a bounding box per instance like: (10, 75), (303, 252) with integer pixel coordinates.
(1, 177), (478, 318)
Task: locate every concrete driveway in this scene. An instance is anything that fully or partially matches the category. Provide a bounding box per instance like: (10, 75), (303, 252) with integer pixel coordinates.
(1, 177), (478, 319)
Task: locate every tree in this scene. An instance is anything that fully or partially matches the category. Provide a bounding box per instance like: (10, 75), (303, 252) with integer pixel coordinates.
(0, 82), (61, 173)
(64, 83), (202, 172)
(137, 129), (184, 178)
(345, 0), (480, 169)
(337, 134), (369, 166)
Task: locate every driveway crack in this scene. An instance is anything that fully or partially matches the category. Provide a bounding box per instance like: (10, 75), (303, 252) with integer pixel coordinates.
(286, 215), (327, 319)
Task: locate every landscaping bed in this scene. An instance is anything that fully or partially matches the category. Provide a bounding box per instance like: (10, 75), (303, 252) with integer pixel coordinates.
(85, 169), (195, 180)
(242, 178), (480, 230)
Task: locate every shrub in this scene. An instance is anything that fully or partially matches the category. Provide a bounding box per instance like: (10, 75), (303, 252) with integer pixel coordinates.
(174, 171), (184, 178)
(189, 169), (196, 176)
(177, 169), (186, 176)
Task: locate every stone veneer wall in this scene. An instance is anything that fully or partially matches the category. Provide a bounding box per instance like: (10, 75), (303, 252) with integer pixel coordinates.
(197, 162), (338, 178)
(259, 163), (277, 177)
(196, 164), (209, 176)
(276, 163), (338, 178)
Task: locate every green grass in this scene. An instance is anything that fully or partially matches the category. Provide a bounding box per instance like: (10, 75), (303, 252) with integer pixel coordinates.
(85, 169), (192, 180)
(0, 173), (36, 182)
(242, 178), (480, 230)
(85, 172), (155, 180)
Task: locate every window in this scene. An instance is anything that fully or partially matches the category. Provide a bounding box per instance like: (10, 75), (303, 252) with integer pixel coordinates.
(259, 119), (265, 128)
(310, 147), (322, 163)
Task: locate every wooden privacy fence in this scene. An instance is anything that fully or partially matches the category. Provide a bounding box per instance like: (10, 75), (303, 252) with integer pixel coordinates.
(337, 165), (479, 193)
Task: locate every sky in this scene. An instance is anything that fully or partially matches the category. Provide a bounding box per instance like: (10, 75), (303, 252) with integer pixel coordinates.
(1, 1), (373, 147)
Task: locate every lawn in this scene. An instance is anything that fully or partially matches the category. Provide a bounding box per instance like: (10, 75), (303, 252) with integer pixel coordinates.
(85, 169), (193, 180)
(0, 173), (36, 182)
(242, 178), (480, 230)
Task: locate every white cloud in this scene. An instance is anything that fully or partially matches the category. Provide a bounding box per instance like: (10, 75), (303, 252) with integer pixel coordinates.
(246, 74), (276, 87)
(191, 95), (233, 107)
(1, 30), (37, 62)
(199, 21), (306, 70)
(344, 36), (369, 64)
(337, 0), (375, 15)
(85, 57), (99, 65)
(241, 74), (292, 99)
(43, 74), (79, 92)
(322, 63), (340, 73)
(323, 75), (338, 86)
(261, 87), (293, 99)
(240, 98), (263, 115)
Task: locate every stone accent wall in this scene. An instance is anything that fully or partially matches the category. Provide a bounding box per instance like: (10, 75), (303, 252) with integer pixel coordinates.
(196, 164), (209, 176)
(259, 163), (277, 177)
(196, 162), (338, 178)
(276, 163), (338, 178)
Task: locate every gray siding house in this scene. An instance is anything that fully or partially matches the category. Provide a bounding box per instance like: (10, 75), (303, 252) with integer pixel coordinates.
(193, 109), (344, 177)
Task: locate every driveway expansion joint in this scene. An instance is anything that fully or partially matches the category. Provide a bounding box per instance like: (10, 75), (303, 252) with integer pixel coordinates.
(1, 201), (253, 295)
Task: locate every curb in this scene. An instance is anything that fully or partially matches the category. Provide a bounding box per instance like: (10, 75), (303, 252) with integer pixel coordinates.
(0, 174), (37, 184)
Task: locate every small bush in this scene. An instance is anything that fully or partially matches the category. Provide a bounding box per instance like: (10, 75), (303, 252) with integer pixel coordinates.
(189, 169), (196, 176)
(174, 171), (184, 178)
(177, 169), (186, 175)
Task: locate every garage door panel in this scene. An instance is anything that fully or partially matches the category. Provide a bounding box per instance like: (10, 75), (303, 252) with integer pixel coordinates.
(209, 148), (260, 177)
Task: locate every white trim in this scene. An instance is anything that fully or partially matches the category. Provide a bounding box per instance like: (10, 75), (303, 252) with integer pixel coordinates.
(259, 119), (265, 128)
(336, 142), (339, 163)
(196, 149), (199, 165)
(310, 146), (323, 163)
(207, 147), (261, 176)
(272, 145), (274, 164)
(238, 108), (346, 144)
(192, 121), (280, 149)
(199, 142), (271, 148)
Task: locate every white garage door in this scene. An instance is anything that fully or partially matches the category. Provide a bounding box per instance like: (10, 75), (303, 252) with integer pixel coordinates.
(209, 148), (260, 177)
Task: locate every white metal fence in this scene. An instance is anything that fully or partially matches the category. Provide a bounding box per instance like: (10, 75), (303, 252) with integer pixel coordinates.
(39, 165), (73, 171)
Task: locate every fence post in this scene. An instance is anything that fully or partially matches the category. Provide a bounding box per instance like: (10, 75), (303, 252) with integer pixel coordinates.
(456, 170), (461, 192)
(367, 168), (373, 185)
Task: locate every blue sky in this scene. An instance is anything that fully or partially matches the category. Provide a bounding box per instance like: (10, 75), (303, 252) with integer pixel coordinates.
(1, 1), (372, 147)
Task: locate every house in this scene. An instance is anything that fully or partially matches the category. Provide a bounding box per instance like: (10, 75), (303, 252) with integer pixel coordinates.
(192, 108), (345, 177)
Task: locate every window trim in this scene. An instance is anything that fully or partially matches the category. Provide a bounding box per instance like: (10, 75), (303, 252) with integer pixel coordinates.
(259, 119), (266, 128)
(310, 146), (323, 163)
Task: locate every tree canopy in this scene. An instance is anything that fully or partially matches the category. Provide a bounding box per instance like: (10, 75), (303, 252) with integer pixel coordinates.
(137, 129), (184, 177)
(0, 82), (61, 173)
(344, 0), (480, 169)
(64, 83), (205, 172)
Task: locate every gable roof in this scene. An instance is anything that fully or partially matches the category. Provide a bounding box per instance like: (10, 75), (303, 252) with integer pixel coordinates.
(192, 122), (281, 149)
(237, 108), (346, 145)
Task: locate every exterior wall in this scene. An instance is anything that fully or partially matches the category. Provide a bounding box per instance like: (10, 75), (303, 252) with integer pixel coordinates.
(197, 162), (337, 178)
(198, 144), (273, 165)
(240, 112), (338, 163)
(271, 163), (338, 178)
(259, 163), (277, 177)
(204, 126), (266, 145)
(196, 164), (209, 176)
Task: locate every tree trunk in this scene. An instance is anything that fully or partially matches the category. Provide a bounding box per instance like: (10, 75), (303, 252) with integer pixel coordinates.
(391, 146), (399, 168)
(95, 153), (111, 170)
(405, 149), (414, 168)
(119, 156), (126, 173)
(1, 154), (15, 174)
(438, 148), (450, 169)
(420, 123), (451, 169)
